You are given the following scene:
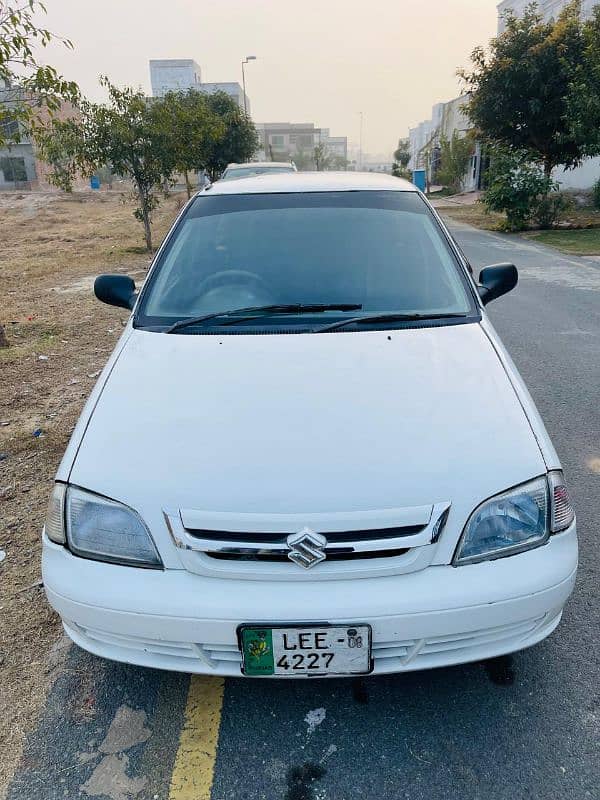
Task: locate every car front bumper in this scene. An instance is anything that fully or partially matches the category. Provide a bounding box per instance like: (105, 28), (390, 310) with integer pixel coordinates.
(42, 525), (578, 676)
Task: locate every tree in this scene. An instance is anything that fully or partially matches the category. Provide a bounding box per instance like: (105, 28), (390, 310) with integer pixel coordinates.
(37, 78), (175, 251)
(149, 89), (224, 198)
(393, 138), (410, 169)
(392, 163), (409, 179)
(392, 137), (411, 179)
(313, 141), (332, 171)
(568, 6), (600, 157)
(436, 131), (474, 193)
(330, 154), (348, 171)
(0, 1), (78, 148)
(202, 91), (258, 181)
(461, 1), (590, 176)
(292, 143), (314, 171)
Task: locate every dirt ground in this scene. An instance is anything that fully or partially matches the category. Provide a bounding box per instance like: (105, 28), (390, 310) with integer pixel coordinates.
(0, 190), (181, 797)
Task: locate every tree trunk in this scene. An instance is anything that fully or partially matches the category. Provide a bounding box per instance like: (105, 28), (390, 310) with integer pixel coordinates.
(135, 183), (154, 252)
(184, 170), (192, 199)
(142, 209), (153, 252)
(543, 158), (553, 178)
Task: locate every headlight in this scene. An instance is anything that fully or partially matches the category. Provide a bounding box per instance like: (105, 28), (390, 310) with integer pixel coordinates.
(454, 472), (575, 566)
(454, 476), (549, 565)
(65, 486), (162, 568)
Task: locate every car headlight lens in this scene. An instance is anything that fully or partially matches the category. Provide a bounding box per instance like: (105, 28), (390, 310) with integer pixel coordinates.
(454, 476), (549, 565)
(65, 486), (162, 568)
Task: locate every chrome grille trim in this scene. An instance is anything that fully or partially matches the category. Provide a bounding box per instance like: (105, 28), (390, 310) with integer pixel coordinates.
(164, 502), (451, 562)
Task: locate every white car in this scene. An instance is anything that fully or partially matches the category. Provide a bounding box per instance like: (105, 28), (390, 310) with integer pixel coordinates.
(219, 161), (297, 181)
(43, 173), (577, 678)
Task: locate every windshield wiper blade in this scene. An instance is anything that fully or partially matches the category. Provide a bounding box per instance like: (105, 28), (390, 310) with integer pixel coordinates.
(216, 303), (363, 326)
(317, 312), (468, 333)
(165, 304), (362, 333)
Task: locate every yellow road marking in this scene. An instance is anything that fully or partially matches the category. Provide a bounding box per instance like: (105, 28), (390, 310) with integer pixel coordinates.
(169, 676), (225, 800)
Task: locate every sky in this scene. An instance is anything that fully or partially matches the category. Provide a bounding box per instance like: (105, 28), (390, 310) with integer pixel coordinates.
(37, 0), (500, 159)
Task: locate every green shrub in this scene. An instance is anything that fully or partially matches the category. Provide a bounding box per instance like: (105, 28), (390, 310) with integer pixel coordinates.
(483, 145), (557, 230)
(532, 192), (573, 228)
(592, 178), (600, 211)
(392, 162), (412, 180)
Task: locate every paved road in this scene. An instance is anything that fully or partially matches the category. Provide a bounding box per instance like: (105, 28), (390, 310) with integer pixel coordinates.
(8, 222), (599, 800)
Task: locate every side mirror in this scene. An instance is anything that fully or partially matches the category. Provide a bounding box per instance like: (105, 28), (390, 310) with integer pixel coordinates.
(478, 263), (518, 305)
(94, 274), (137, 310)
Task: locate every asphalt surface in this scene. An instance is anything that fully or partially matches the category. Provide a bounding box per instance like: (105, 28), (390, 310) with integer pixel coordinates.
(8, 221), (599, 800)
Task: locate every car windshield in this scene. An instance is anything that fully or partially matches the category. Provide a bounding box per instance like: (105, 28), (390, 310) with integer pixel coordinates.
(222, 166), (294, 180)
(136, 190), (476, 331)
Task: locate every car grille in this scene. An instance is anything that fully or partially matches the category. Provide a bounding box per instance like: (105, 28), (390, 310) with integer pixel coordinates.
(165, 503), (450, 578)
(187, 526), (421, 563)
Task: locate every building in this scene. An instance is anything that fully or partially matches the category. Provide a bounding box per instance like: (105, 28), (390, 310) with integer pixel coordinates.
(408, 120), (434, 170)
(318, 128), (348, 163)
(149, 59), (202, 96)
(256, 122), (320, 160)
(198, 82), (249, 114)
(497, 0), (600, 189)
(0, 86), (81, 191)
(497, 0), (597, 32)
(408, 96), (484, 192)
(149, 59), (250, 112)
(255, 123), (348, 168)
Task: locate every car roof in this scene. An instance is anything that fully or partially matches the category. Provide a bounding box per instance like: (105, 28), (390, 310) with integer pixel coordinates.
(204, 171), (416, 195)
(225, 161), (294, 169)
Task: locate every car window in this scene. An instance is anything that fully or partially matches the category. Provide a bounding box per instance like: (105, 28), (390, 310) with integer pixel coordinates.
(138, 191), (475, 328)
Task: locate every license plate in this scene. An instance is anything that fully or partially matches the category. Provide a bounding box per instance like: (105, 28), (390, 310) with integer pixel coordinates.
(238, 624), (372, 676)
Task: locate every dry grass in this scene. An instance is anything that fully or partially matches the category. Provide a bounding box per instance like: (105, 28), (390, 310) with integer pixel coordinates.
(437, 198), (600, 238)
(0, 190), (181, 797)
(435, 202), (505, 230)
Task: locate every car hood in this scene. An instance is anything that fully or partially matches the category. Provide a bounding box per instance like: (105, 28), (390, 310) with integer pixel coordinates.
(69, 324), (545, 536)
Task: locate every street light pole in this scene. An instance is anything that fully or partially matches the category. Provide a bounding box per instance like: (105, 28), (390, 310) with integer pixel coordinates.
(358, 111), (364, 171)
(241, 56), (256, 115)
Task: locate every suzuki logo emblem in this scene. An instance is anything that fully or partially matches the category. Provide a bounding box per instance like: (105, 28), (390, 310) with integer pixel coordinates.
(286, 528), (328, 569)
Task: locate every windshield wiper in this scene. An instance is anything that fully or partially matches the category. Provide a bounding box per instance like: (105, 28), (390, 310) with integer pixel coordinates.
(165, 304), (362, 333)
(317, 312), (468, 333)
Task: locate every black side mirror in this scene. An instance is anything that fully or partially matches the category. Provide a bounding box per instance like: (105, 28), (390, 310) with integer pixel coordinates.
(478, 263), (518, 305)
(94, 274), (137, 310)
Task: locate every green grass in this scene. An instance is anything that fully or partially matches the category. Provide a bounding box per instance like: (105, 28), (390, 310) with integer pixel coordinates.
(522, 228), (600, 255)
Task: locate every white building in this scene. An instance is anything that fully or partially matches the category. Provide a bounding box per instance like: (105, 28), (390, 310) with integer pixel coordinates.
(498, 0), (597, 31)
(149, 59), (202, 96)
(318, 128), (348, 162)
(408, 96), (484, 191)
(198, 82), (250, 114)
(497, 0), (600, 189)
(255, 123), (347, 166)
(408, 120), (434, 170)
(149, 60), (250, 112)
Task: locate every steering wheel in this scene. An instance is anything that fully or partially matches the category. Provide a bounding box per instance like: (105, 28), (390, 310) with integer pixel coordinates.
(195, 270), (272, 302)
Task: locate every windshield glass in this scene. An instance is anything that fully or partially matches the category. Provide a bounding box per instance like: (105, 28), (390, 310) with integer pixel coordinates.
(137, 191), (476, 330)
(222, 166), (294, 180)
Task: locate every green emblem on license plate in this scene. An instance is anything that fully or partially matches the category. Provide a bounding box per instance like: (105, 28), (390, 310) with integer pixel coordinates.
(241, 628), (275, 675)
